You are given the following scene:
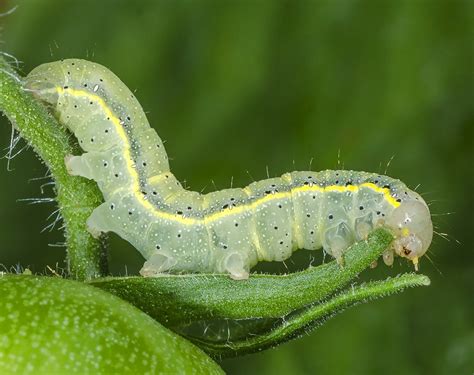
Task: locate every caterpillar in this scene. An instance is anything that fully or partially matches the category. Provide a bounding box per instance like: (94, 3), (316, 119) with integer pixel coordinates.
(25, 59), (433, 280)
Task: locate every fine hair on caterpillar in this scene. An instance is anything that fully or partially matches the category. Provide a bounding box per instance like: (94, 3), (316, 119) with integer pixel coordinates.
(25, 59), (434, 280)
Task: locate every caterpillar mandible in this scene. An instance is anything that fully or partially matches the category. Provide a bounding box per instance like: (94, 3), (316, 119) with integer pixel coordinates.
(25, 59), (433, 280)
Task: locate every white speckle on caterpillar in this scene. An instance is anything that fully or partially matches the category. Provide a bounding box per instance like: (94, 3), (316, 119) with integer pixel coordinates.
(25, 59), (434, 279)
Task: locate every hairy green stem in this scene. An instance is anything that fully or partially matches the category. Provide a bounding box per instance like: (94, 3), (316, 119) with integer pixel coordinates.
(0, 56), (106, 280)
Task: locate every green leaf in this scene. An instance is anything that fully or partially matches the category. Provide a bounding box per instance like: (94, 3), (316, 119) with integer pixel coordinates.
(0, 57), (106, 280)
(90, 229), (430, 358)
(91, 228), (395, 327)
(0, 275), (223, 374)
(190, 273), (430, 358)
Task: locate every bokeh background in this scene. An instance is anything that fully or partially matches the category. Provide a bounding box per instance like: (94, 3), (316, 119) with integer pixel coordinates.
(0, 1), (472, 374)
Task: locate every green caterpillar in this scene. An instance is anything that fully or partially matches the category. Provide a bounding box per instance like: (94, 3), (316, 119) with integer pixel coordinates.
(25, 59), (433, 279)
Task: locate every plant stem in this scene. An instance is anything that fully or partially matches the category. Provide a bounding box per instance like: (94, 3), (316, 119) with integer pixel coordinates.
(0, 56), (107, 280)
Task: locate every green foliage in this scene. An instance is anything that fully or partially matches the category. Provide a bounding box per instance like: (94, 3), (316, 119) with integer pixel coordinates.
(0, 1), (472, 374)
(191, 273), (430, 358)
(0, 52), (431, 373)
(91, 230), (429, 358)
(0, 275), (223, 374)
(90, 229), (398, 326)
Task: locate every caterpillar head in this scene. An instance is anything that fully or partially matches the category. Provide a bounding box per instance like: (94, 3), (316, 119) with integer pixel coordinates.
(386, 198), (433, 269)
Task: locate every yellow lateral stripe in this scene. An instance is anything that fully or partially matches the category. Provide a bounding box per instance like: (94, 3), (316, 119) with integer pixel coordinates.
(57, 87), (401, 227)
(57, 86), (168, 220)
(359, 182), (400, 207)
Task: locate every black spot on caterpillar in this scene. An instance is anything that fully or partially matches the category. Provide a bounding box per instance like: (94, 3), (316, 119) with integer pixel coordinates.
(25, 59), (433, 280)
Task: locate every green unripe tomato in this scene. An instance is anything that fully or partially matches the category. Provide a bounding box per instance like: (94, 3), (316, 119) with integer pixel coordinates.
(0, 275), (223, 374)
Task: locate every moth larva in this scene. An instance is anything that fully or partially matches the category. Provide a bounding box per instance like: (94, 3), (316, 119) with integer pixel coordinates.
(25, 59), (433, 280)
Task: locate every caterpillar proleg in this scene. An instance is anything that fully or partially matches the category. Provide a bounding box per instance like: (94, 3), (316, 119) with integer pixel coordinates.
(25, 59), (433, 280)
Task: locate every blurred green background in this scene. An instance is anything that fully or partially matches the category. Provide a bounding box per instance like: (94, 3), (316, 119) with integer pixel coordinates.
(0, 0), (472, 374)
